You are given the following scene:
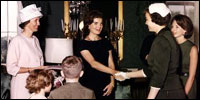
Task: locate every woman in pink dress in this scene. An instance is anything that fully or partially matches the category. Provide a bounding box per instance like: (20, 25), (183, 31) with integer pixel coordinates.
(6, 4), (47, 99)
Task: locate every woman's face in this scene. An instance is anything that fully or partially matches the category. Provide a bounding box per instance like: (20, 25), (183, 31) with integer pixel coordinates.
(171, 20), (186, 38)
(27, 17), (40, 32)
(145, 12), (156, 32)
(88, 18), (103, 35)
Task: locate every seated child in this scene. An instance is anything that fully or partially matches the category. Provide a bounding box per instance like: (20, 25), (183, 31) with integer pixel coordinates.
(26, 69), (53, 99)
(48, 56), (96, 99)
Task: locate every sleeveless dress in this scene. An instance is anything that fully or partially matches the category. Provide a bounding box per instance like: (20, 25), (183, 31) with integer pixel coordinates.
(179, 40), (197, 99)
(78, 38), (115, 99)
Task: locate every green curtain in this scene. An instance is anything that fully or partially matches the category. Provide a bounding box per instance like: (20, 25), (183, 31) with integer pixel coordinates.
(119, 1), (164, 69)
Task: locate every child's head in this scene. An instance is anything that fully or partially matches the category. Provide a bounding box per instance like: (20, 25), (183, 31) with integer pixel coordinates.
(26, 69), (53, 94)
(61, 56), (84, 79)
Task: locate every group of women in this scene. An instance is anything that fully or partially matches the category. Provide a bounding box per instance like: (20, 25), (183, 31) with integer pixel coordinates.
(6, 3), (198, 99)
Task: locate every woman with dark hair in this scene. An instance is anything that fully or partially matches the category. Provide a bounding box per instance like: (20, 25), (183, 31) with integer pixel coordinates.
(171, 14), (198, 99)
(115, 3), (186, 99)
(78, 10), (117, 99)
(6, 4), (47, 99)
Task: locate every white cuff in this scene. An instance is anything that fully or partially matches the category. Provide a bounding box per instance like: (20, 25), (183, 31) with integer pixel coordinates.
(115, 72), (130, 79)
(141, 69), (147, 77)
(150, 86), (161, 90)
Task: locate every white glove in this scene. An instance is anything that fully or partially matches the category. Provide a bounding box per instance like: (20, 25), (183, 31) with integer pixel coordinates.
(114, 72), (129, 81)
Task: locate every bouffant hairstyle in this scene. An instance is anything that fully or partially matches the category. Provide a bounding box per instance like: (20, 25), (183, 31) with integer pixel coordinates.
(144, 8), (171, 26)
(171, 14), (194, 39)
(82, 10), (103, 39)
(19, 20), (30, 29)
(26, 69), (53, 93)
(61, 56), (83, 78)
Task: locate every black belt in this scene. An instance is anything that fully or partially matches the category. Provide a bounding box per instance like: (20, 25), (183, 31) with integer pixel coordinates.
(179, 72), (189, 77)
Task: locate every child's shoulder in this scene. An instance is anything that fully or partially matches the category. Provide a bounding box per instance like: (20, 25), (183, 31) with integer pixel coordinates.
(79, 83), (94, 93)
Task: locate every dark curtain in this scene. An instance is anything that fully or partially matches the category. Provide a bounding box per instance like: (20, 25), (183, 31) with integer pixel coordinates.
(120, 1), (165, 69)
(22, 1), (50, 16)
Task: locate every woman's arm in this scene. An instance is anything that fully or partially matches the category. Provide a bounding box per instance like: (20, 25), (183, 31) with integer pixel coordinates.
(80, 50), (116, 75)
(108, 50), (115, 84)
(17, 66), (47, 74)
(185, 46), (198, 95)
(115, 69), (146, 81)
(126, 69), (147, 78)
(103, 51), (115, 96)
(147, 87), (160, 99)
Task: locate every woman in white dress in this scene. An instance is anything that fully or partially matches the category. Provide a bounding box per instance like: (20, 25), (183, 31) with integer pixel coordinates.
(6, 4), (47, 99)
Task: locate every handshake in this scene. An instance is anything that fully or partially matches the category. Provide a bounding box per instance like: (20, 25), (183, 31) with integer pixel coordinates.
(114, 72), (130, 81)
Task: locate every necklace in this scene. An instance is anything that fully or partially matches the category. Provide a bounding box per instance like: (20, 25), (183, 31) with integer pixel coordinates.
(87, 36), (101, 41)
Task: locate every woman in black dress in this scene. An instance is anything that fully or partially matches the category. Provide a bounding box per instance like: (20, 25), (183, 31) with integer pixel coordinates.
(78, 10), (117, 99)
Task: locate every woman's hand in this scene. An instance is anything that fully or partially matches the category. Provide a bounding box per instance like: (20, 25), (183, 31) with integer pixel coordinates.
(29, 66), (48, 72)
(103, 82), (114, 96)
(114, 72), (129, 81)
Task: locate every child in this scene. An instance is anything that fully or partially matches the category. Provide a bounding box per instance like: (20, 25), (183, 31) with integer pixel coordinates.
(48, 56), (96, 99)
(26, 69), (53, 99)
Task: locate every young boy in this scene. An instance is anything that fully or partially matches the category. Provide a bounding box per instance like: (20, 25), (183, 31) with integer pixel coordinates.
(48, 56), (96, 99)
(26, 69), (53, 99)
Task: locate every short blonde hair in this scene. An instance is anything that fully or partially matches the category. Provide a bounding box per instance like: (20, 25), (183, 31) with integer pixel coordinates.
(26, 69), (53, 93)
